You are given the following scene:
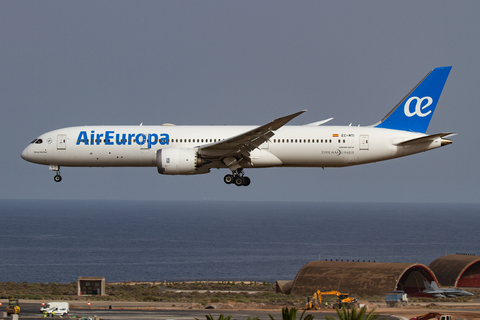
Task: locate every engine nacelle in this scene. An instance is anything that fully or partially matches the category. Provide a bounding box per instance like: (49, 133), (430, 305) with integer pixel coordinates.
(156, 148), (210, 175)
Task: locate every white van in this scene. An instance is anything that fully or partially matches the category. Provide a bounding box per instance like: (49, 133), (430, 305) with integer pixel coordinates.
(40, 302), (69, 315)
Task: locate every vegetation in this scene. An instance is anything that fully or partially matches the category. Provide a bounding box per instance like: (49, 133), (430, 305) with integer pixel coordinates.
(164, 281), (273, 292)
(325, 306), (380, 320)
(0, 281), (305, 306)
(0, 282), (77, 300)
(269, 307), (314, 320)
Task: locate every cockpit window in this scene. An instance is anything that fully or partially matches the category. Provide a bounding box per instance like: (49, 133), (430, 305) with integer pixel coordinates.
(31, 139), (37, 144)
(35, 139), (43, 144)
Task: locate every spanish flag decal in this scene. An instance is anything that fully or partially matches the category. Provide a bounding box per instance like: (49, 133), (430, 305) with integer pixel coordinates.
(332, 134), (339, 137)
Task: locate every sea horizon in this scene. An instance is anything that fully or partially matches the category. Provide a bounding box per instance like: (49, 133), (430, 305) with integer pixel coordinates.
(1, 199), (478, 283)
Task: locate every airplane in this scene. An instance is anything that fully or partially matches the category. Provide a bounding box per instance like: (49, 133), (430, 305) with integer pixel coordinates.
(423, 281), (473, 298)
(21, 66), (453, 187)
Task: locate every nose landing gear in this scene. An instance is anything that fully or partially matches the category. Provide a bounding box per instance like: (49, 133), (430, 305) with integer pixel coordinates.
(224, 169), (251, 187)
(49, 165), (62, 182)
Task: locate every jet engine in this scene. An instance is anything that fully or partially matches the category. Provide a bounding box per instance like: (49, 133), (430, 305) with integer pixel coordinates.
(156, 148), (210, 175)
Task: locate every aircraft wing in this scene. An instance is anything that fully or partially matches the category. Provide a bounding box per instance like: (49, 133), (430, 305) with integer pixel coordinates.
(423, 290), (446, 298)
(198, 110), (306, 167)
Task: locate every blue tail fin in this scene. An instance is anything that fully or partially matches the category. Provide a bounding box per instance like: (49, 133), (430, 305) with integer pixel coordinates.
(375, 66), (452, 133)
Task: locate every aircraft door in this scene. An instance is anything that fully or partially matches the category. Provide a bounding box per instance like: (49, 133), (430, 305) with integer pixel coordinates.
(138, 133), (149, 150)
(57, 134), (66, 150)
(360, 135), (369, 150)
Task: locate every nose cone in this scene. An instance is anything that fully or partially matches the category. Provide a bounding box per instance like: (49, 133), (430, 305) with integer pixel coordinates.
(21, 146), (29, 161)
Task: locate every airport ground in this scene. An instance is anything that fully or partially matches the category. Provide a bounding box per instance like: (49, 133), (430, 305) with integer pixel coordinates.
(3, 299), (480, 320)
(2, 282), (480, 320)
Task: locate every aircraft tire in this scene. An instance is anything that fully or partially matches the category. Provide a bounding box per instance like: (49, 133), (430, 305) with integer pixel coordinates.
(234, 176), (244, 186)
(54, 175), (62, 182)
(242, 176), (251, 186)
(224, 174), (234, 184)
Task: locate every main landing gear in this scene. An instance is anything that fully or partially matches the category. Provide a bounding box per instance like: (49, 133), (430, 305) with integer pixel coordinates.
(224, 169), (251, 187)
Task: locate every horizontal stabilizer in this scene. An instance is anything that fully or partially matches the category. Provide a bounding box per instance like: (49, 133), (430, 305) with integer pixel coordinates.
(394, 132), (454, 146)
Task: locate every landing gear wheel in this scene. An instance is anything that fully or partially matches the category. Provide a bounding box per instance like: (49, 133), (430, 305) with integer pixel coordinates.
(224, 174), (234, 184)
(242, 176), (251, 186)
(54, 175), (62, 182)
(234, 176), (244, 186)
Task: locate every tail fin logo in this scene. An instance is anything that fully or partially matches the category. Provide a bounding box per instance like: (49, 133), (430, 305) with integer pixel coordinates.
(404, 96), (433, 117)
(375, 66), (451, 133)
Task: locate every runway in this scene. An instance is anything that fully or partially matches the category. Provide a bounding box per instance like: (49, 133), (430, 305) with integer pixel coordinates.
(5, 300), (401, 320)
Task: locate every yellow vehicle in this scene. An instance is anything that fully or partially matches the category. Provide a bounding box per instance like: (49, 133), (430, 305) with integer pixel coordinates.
(306, 290), (357, 310)
(6, 299), (20, 315)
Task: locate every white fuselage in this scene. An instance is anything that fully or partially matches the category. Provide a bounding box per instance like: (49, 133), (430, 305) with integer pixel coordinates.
(21, 125), (443, 170)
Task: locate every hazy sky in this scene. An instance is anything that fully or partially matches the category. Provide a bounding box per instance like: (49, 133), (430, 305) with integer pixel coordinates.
(2, 1), (479, 202)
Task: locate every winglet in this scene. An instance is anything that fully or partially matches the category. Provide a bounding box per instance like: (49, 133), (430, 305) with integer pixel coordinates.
(268, 110), (307, 131)
(374, 66), (452, 133)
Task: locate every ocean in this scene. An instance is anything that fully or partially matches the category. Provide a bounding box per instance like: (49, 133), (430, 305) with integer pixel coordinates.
(0, 200), (478, 284)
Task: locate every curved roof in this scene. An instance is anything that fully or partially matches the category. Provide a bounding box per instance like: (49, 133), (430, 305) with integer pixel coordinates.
(428, 254), (480, 287)
(291, 260), (437, 296)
